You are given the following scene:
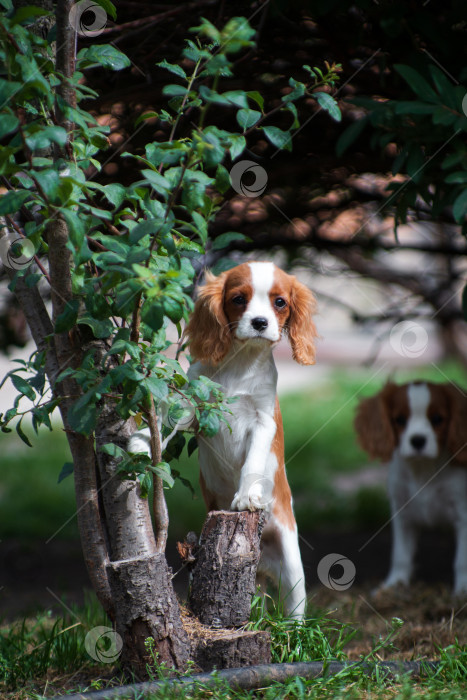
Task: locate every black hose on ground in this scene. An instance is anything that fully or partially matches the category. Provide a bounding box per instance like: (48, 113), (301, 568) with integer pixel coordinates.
(56, 660), (439, 700)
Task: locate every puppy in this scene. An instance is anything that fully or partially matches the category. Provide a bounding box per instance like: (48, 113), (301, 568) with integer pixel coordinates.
(130, 261), (317, 618)
(355, 381), (467, 595)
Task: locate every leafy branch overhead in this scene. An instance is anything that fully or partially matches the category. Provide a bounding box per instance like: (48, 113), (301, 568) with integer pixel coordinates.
(0, 8), (341, 496)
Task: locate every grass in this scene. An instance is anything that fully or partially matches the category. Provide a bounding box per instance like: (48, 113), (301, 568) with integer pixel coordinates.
(1, 362), (464, 543)
(1, 594), (467, 698)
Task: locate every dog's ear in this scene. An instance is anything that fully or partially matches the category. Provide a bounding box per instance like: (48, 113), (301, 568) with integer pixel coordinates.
(287, 278), (318, 365)
(445, 384), (467, 464)
(354, 384), (397, 462)
(186, 271), (231, 365)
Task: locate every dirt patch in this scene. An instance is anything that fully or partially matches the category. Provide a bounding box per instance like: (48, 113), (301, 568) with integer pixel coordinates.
(310, 582), (467, 660)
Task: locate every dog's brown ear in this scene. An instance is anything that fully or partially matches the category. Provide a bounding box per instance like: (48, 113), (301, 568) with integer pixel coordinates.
(287, 279), (318, 365)
(185, 271), (231, 365)
(354, 384), (397, 462)
(445, 384), (467, 464)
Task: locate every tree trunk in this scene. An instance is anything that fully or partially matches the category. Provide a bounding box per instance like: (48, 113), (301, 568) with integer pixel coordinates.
(107, 554), (189, 677)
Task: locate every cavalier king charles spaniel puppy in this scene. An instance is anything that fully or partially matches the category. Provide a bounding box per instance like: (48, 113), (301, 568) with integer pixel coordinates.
(355, 381), (467, 595)
(130, 261), (317, 618)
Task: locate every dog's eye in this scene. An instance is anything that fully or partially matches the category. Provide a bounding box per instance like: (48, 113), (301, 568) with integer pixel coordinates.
(232, 295), (246, 306)
(274, 297), (287, 309)
(394, 414), (407, 427)
(430, 413), (444, 427)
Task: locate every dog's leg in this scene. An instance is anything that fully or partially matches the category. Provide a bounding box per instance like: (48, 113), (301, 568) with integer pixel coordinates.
(231, 408), (277, 511)
(259, 519), (306, 620)
(384, 514), (417, 587)
(453, 518), (467, 596)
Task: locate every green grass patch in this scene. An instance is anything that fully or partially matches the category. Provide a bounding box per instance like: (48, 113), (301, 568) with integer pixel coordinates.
(1, 595), (467, 698)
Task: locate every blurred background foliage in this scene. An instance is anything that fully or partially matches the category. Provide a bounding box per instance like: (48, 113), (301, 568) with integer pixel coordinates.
(2, 361), (464, 545)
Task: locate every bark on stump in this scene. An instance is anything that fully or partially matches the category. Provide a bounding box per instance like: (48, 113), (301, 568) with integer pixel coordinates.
(188, 510), (271, 669)
(107, 554), (189, 678)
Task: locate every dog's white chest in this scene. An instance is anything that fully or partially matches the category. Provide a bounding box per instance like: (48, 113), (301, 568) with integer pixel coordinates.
(389, 457), (467, 527)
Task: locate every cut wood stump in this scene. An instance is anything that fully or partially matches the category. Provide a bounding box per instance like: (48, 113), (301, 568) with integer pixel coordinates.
(189, 510), (265, 628)
(187, 510), (271, 670)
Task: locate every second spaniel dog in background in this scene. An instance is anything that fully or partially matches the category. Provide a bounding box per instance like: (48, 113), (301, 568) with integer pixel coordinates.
(355, 381), (467, 595)
(130, 261), (317, 618)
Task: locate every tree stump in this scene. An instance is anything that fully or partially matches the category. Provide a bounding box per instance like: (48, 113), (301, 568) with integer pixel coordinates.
(189, 510), (265, 628)
(187, 510), (271, 670)
(107, 554), (189, 678)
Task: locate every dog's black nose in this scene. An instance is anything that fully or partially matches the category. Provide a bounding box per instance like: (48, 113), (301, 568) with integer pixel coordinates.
(251, 317), (268, 332)
(410, 434), (427, 451)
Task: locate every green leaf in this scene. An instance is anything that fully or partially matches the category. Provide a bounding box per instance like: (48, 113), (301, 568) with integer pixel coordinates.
(129, 219), (160, 243)
(314, 92), (341, 121)
(78, 45), (130, 71)
(11, 374), (36, 401)
(199, 409), (220, 437)
(444, 172), (467, 184)
(0, 114), (19, 139)
(67, 389), (97, 435)
(229, 134), (246, 160)
(215, 164), (231, 194)
(187, 435), (198, 457)
(263, 125), (292, 151)
(212, 231), (250, 251)
(100, 443), (127, 458)
(162, 297), (184, 323)
(16, 420), (32, 447)
(141, 301), (164, 331)
(394, 101), (436, 115)
(78, 315), (114, 339)
(236, 108), (261, 131)
(394, 64), (438, 102)
(141, 169), (171, 194)
(0, 190), (30, 215)
(162, 84), (188, 97)
(190, 379), (210, 401)
(453, 190), (467, 222)
(55, 299), (80, 333)
(10, 5), (51, 24)
(281, 78), (305, 103)
(102, 183), (126, 208)
(336, 117), (368, 157)
(150, 461), (174, 487)
(144, 376), (168, 401)
(25, 126), (67, 151)
(157, 59), (187, 79)
(94, 0), (117, 20)
(247, 91), (264, 111)
(58, 462), (74, 484)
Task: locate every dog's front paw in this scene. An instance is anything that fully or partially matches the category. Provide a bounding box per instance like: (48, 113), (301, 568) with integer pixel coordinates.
(231, 482), (265, 512)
